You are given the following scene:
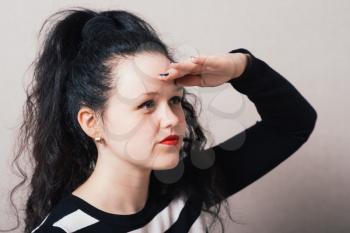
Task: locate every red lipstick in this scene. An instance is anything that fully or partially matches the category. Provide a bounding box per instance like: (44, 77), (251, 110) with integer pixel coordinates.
(160, 135), (179, 146)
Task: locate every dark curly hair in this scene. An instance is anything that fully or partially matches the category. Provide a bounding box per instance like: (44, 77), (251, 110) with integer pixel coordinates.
(1, 7), (242, 233)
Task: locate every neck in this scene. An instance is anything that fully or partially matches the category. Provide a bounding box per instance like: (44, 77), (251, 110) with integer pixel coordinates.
(72, 149), (151, 215)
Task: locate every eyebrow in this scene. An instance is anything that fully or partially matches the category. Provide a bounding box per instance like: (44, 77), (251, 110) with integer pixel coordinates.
(140, 86), (184, 97)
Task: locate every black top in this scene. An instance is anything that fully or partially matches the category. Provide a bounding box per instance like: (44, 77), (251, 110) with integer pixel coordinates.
(31, 48), (317, 233)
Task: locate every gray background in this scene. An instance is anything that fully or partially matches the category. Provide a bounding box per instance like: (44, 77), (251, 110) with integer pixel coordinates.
(0, 0), (349, 232)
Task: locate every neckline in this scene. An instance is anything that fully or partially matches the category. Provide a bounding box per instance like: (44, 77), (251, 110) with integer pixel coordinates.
(65, 193), (156, 226)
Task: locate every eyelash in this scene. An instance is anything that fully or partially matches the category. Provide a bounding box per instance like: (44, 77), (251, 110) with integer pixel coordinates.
(138, 96), (183, 110)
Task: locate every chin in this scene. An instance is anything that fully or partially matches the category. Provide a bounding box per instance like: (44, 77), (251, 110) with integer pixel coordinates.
(151, 152), (180, 170)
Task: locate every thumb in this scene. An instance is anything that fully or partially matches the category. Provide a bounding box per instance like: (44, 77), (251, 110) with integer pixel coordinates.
(190, 55), (206, 65)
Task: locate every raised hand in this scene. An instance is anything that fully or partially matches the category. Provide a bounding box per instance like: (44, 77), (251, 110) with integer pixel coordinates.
(158, 52), (249, 87)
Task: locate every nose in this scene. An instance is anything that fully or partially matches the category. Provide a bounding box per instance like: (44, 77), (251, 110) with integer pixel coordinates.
(159, 104), (180, 129)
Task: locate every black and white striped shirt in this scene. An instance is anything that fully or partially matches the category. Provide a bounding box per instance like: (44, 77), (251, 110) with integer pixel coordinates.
(32, 192), (209, 233)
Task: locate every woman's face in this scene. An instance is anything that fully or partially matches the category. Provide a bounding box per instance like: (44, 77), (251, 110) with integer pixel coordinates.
(101, 52), (186, 171)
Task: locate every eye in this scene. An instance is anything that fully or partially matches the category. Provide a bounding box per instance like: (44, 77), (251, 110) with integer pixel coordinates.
(170, 96), (183, 105)
(137, 96), (183, 111)
(137, 100), (155, 110)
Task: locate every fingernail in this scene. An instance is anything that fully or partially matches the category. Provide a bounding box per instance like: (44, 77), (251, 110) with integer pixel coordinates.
(159, 72), (169, 77)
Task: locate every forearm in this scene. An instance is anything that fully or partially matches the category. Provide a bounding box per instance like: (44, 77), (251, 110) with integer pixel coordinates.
(228, 48), (317, 137)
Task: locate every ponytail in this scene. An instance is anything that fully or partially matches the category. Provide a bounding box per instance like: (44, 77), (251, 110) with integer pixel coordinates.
(23, 8), (97, 232)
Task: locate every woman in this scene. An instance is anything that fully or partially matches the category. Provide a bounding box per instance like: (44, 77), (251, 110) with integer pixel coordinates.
(6, 7), (317, 233)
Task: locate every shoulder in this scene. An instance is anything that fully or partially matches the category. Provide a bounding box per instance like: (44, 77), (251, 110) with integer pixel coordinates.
(31, 195), (96, 233)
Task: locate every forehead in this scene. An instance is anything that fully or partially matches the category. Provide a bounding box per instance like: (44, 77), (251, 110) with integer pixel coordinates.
(113, 52), (180, 101)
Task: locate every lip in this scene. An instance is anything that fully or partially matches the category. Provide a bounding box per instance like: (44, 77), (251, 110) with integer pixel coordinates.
(160, 135), (180, 145)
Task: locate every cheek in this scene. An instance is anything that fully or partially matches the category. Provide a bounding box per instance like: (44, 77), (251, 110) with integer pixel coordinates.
(103, 104), (152, 158)
(178, 109), (187, 132)
(127, 118), (158, 148)
(110, 117), (158, 164)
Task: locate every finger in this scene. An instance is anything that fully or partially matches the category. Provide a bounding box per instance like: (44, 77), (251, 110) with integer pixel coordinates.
(159, 64), (197, 81)
(175, 75), (203, 87)
(169, 60), (198, 74)
(159, 57), (205, 80)
(159, 68), (181, 80)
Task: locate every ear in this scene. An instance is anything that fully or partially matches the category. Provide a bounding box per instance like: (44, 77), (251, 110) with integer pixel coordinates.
(77, 106), (102, 139)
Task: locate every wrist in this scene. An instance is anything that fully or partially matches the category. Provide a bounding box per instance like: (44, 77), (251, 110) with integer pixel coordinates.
(232, 53), (250, 79)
